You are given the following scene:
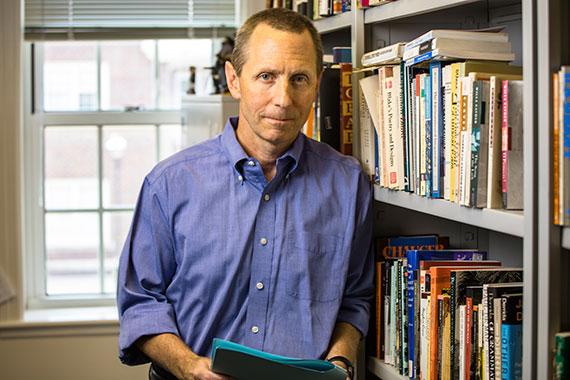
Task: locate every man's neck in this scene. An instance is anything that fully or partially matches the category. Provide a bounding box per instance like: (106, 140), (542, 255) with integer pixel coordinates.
(235, 120), (297, 181)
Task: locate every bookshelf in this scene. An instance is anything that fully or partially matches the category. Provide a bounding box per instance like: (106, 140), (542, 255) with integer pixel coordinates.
(374, 186), (525, 237)
(309, 0), (552, 379)
(562, 228), (570, 250)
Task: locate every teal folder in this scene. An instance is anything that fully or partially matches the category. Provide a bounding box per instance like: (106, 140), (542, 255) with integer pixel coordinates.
(210, 339), (348, 380)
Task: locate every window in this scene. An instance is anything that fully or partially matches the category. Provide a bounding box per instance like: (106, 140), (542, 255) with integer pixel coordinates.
(26, 39), (220, 307)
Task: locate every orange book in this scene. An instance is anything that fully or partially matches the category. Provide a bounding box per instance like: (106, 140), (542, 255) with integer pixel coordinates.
(554, 72), (560, 225)
(339, 63), (353, 155)
(428, 264), (501, 380)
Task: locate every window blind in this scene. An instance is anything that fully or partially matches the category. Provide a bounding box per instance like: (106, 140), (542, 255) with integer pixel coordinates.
(25, 0), (237, 40)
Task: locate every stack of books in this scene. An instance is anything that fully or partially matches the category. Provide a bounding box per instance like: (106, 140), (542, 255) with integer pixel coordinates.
(358, 28), (524, 210)
(372, 234), (523, 380)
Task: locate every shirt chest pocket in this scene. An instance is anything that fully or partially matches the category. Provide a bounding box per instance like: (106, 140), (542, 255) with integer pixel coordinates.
(284, 231), (345, 302)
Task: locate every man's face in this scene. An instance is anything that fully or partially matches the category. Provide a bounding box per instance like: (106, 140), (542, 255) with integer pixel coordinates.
(226, 23), (320, 148)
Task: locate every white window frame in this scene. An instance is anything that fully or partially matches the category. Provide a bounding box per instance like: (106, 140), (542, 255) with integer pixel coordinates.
(23, 42), (183, 309)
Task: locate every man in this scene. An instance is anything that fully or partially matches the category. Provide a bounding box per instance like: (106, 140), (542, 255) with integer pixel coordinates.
(117, 7), (374, 380)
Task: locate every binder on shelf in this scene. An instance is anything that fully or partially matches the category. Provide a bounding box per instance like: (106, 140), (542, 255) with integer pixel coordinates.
(210, 339), (348, 380)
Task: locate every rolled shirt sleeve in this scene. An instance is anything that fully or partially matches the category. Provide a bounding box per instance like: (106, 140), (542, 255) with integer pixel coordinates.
(117, 176), (180, 366)
(336, 171), (375, 337)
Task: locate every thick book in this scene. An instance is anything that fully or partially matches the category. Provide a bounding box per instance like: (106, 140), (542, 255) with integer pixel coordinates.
(403, 38), (512, 61)
(500, 293), (523, 380)
(405, 30), (510, 51)
(501, 80), (524, 209)
(362, 42), (406, 66)
(377, 234), (449, 260)
(211, 339), (347, 380)
(318, 66), (341, 151)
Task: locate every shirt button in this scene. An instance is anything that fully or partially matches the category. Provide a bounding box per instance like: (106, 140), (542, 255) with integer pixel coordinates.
(256, 282), (264, 290)
(263, 194), (270, 201)
(238, 175), (243, 182)
(260, 237), (268, 246)
(247, 160), (256, 166)
(251, 326), (259, 334)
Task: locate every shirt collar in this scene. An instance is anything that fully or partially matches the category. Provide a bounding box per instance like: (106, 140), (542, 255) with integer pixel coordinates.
(221, 117), (305, 176)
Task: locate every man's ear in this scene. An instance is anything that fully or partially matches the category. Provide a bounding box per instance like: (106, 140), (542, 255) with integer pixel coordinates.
(225, 61), (241, 100)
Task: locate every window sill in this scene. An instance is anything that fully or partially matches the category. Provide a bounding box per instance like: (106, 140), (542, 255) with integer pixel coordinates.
(0, 306), (119, 339)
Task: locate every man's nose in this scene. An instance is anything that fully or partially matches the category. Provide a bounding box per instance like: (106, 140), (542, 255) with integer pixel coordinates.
(273, 78), (293, 108)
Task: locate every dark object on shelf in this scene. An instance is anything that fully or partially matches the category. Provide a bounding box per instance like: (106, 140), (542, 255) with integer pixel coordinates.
(209, 36), (235, 94)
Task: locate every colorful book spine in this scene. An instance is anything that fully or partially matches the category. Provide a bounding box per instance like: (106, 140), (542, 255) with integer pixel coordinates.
(554, 72), (561, 225)
(469, 80), (483, 208)
(562, 67), (570, 224)
(339, 63), (353, 155)
(500, 294), (523, 380)
(425, 73), (433, 198)
(430, 61), (443, 198)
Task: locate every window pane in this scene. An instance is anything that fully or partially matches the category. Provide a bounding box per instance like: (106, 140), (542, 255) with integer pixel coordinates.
(159, 124), (183, 160)
(103, 211), (133, 294)
(43, 42), (98, 111)
(157, 39), (217, 108)
(100, 40), (155, 111)
(46, 212), (100, 295)
(102, 125), (157, 208)
(44, 126), (99, 210)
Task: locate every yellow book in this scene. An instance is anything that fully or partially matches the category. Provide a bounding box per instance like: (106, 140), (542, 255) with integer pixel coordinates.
(449, 63), (461, 203)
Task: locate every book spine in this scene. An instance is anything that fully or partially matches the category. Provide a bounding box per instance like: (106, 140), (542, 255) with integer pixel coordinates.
(415, 74), (421, 193)
(402, 259), (409, 376)
(465, 297), (473, 380)
(450, 272), (458, 380)
(562, 67), (570, 224)
(469, 81), (482, 208)
(385, 73), (399, 188)
(458, 78), (470, 205)
(487, 291), (497, 380)
(402, 62), (411, 192)
(431, 62), (442, 198)
(426, 74), (433, 198)
(450, 64), (461, 202)
(384, 262), (392, 364)
(493, 298), (503, 379)
(420, 74), (428, 196)
(421, 294), (430, 380)
(501, 80), (509, 208)
(339, 63), (353, 155)
(443, 65), (453, 200)
(554, 72), (561, 225)
(476, 82), (490, 209)
(555, 333), (570, 380)
(358, 82), (375, 178)
(408, 259), (416, 378)
(482, 286), (490, 380)
(459, 305), (466, 380)
(397, 63), (407, 190)
(375, 261), (383, 358)
(500, 295), (523, 380)
(391, 263), (398, 365)
(471, 306), (479, 379)
(438, 295), (445, 380)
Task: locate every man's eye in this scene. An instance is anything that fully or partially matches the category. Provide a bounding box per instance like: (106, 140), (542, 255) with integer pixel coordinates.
(259, 73), (272, 81)
(292, 75), (308, 84)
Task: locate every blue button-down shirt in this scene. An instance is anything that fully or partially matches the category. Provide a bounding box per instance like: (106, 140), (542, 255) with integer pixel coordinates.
(117, 118), (374, 365)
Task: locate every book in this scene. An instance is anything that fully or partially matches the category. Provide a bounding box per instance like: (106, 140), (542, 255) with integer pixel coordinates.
(377, 234), (449, 260)
(450, 268), (523, 380)
(464, 286), (483, 380)
(560, 66), (570, 224)
(554, 72), (561, 224)
(500, 293), (523, 380)
(403, 38), (512, 62)
(484, 283), (523, 380)
(362, 42), (406, 67)
(359, 77), (376, 178)
(470, 79), (491, 208)
(407, 48), (515, 66)
(555, 332), (570, 380)
(429, 264), (503, 380)
(210, 339), (347, 380)
(405, 30), (510, 51)
(339, 63), (353, 155)
(332, 46), (351, 63)
(501, 80), (524, 210)
(318, 65), (341, 151)
(406, 250), (487, 378)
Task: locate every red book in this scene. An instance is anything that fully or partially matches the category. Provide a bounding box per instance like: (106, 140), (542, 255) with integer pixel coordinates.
(501, 80), (510, 204)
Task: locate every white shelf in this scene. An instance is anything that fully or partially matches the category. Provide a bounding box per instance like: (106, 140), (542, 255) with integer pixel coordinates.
(313, 10), (352, 33)
(364, 0), (480, 24)
(367, 357), (408, 380)
(374, 186), (524, 237)
(562, 227), (570, 250)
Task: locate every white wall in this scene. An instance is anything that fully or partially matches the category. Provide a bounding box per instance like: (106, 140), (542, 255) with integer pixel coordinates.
(0, 332), (148, 380)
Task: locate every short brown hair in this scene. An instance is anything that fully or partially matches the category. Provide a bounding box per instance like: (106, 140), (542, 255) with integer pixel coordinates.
(231, 8), (323, 77)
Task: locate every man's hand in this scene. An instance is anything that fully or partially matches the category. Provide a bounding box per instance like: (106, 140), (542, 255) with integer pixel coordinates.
(182, 356), (231, 380)
(137, 333), (232, 380)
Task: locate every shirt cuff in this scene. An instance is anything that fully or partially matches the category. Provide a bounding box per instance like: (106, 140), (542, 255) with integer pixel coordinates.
(119, 302), (180, 366)
(336, 298), (371, 338)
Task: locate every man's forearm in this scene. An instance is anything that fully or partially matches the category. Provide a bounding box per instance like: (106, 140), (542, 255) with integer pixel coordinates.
(137, 333), (201, 380)
(326, 322), (362, 368)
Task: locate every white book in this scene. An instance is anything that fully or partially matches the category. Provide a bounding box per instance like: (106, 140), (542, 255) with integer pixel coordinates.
(406, 48), (515, 66)
(360, 74), (383, 184)
(379, 68), (390, 187)
(459, 305), (467, 380)
(458, 76), (473, 206)
(431, 64), (441, 197)
(420, 294), (430, 380)
(403, 38), (512, 61)
(393, 64), (406, 190)
(414, 76), (421, 194)
(443, 65), (453, 200)
(419, 74), (427, 196)
(487, 76), (503, 208)
(361, 42), (406, 67)
(358, 82), (376, 178)
(405, 29), (510, 51)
